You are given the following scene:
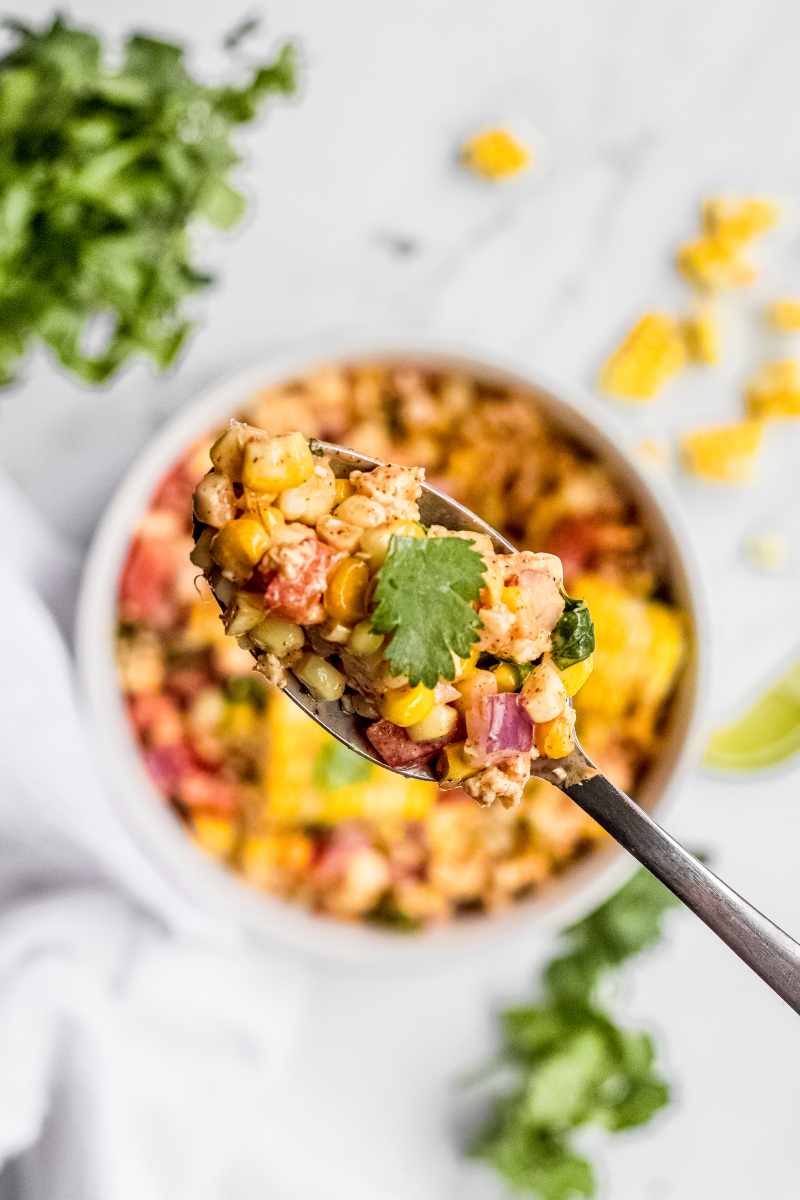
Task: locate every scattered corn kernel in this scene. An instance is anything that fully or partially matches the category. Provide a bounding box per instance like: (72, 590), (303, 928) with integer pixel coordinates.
(767, 299), (800, 332)
(637, 437), (672, 471)
(682, 305), (720, 364)
(702, 197), (779, 245)
(746, 360), (800, 419)
(210, 517), (271, 581)
(677, 237), (755, 291)
(407, 702), (459, 743)
(556, 654), (594, 697)
(461, 128), (532, 180)
(326, 557), (370, 625)
(534, 712), (575, 759)
(382, 682), (436, 727)
(599, 313), (686, 400)
(681, 419), (764, 483)
(744, 531), (788, 573)
(242, 432), (314, 494)
(192, 814), (237, 859)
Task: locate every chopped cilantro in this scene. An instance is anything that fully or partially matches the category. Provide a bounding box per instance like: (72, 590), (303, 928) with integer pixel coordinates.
(371, 535), (486, 688)
(468, 868), (681, 1198)
(0, 15), (296, 387)
(312, 740), (372, 791)
(551, 595), (595, 670)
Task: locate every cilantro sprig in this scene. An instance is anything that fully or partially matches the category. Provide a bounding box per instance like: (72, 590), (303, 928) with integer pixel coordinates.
(468, 868), (681, 1199)
(0, 15), (296, 386)
(370, 535), (486, 689)
(551, 595), (595, 671)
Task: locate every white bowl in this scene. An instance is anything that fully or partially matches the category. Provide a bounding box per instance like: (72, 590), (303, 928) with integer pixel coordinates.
(76, 333), (709, 967)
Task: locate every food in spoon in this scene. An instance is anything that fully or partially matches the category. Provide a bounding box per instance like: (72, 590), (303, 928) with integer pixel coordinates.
(190, 423), (595, 809)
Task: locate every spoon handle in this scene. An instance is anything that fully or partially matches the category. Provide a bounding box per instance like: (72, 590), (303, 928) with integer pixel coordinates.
(565, 773), (800, 1013)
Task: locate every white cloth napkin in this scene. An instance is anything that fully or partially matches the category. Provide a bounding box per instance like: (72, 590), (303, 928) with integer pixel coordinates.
(0, 472), (309, 1200)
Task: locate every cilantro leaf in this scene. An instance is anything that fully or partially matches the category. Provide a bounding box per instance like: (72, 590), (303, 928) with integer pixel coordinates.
(371, 535), (486, 688)
(467, 869), (681, 1198)
(312, 741), (372, 791)
(0, 15), (296, 387)
(551, 596), (595, 670)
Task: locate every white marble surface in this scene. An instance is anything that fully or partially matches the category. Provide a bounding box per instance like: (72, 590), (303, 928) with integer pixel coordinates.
(3, 1), (800, 1197)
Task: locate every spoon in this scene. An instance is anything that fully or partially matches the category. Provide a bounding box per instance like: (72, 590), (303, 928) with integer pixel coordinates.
(218, 441), (800, 1012)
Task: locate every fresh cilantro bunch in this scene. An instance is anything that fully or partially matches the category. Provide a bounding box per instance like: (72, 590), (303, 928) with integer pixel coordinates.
(0, 14), (296, 386)
(371, 535), (486, 688)
(469, 869), (680, 1200)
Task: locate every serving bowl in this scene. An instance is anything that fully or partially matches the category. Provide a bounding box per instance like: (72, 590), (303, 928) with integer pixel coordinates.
(76, 333), (708, 966)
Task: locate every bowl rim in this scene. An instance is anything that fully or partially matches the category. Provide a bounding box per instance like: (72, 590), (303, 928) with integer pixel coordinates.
(75, 330), (710, 969)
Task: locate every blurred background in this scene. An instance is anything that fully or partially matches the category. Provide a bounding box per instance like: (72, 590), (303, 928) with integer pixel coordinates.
(1, 2), (799, 1198)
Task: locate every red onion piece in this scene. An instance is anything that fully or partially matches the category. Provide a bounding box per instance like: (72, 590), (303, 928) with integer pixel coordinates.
(466, 693), (532, 766)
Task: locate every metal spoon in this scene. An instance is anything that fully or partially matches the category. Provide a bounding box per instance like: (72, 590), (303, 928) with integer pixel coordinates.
(221, 441), (800, 1011)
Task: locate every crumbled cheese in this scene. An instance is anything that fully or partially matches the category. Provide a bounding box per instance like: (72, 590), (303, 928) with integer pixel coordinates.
(681, 419), (764, 483)
(599, 313), (686, 400)
(461, 128), (532, 179)
(746, 359), (800, 419)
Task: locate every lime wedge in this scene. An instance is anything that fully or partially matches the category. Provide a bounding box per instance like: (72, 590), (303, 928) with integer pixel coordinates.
(705, 661), (800, 771)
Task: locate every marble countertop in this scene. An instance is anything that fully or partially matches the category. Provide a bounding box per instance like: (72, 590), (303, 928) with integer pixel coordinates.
(3, 1), (800, 1197)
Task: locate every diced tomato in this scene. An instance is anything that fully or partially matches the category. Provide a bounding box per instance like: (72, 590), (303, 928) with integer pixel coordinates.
(143, 743), (195, 796)
(366, 720), (454, 768)
(545, 516), (603, 581)
(177, 771), (238, 814)
(263, 540), (342, 625)
(119, 535), (182, 630)
(128, 693), (183, 745)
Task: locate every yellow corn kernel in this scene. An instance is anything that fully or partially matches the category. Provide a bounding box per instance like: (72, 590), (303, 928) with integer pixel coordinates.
(334, 477), (354, 505)
(210, 517), (271, 581)
(250, 614), (305, 657)
(599, 313), (686, 400)
(406, 703), (459, 743)
(501, 585), (524, 613)
(437, 741), (480, 783)
(348, 619), (384, 658)
(382, 682), (436, 727)
(681, 419), (764, 483)
(326, 557), (370, 625)
(534, 712), (575, 759)
(242, 432), (314, 494)
(492, 662), (520, 692)
(256, 505), (285, 536)
(677, 236), (756, 291)
(461, 128), (532, 180)
(682, 306), (720, 364)
(556, 654), (594, 697)
(192, 814), (237, 859)
(453, 644), (480, 682)
(767, 299), (800, 332)
(702, 197), (779, 245)
(746, 360), (800, 419)
(294, 653), (346, 701)
(209, 423), (252, 481)
(390, 519), (426, 539)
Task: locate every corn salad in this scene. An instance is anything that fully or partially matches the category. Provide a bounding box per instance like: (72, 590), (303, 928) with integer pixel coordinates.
(116, 364), (686, 929)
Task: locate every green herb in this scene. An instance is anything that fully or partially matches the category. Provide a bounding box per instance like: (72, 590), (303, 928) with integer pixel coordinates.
(468, 869), (680, 1199)
(367, 894), (421, 933)
(550, 596), (595, 671)
(0, 14), (296, 387)
(371, 535), (486, 688)
(312, 740), (372, 790)
(224, 675), (267, 710)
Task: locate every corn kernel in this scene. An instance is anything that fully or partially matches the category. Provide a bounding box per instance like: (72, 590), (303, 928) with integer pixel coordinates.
(767, 300), (800, 332)
(250, 615), (304, 657)
(210, 517), (271, 581)
(224, 592), (265, 636)
(242, 432), (314, 494)
(192, 814), (237, 859)
(407, 703), (458, 743)
(746, 360), (800, 419)
(326, 557), (370, 625)
(702, 197), (779, 245)
(461, 128), (532, 180)
(453, 644), (480, 682)
(382, 682), (436, 727)
(294, 653), (346, 701)
(677, 236), (755, 291)
(437, 741), (480, 783)
(334, 478), (354, 505)
(599, 313), (686, 400)
(682, 306), (720, 364)
(556, 654), (594, 697)
(348, 619), (384, 658)
(681, 420), (764, 483)
(501, 586), (524, 613)
(454, 669), (497, 711)
(210, 423), (252, 481)
(492, 662), (520, 692)
(535, 712), (575, 759)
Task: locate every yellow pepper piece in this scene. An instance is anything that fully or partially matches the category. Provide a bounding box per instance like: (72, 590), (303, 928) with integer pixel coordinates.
(767, 299), (800, 332)
(599, 313), (686, 400)
(461, 128), (532, 180)
(534, 713), (575, 759)
(746, 360), (800, 419)
(437, 741), (481, 783)
(681, 419), (764, 483)
(210, 516), (271, 581)
(382, 682), (436, 727)
(556, 654), (594, 698)
(192, 814), (237, 859)
(682, 306), (720, 364)
(325, 557), (370, 625)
